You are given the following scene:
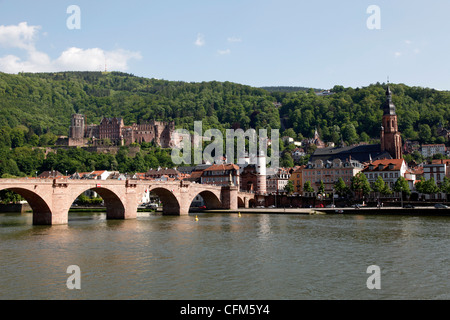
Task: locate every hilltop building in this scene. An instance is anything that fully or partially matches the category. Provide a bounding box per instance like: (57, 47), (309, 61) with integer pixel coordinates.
(67, 114), (175, 148)
(421, 144), (446, 158)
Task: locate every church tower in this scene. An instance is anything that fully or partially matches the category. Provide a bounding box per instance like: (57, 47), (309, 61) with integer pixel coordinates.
(380, 84), (402, 159)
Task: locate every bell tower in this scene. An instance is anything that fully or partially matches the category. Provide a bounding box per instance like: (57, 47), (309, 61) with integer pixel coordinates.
(380, 84), (402, 159)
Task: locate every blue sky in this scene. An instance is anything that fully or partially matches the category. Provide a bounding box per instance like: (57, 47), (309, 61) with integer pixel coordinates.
(0, 0), (449, 90)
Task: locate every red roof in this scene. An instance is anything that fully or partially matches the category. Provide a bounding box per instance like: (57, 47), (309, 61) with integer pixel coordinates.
(431, 159), (450, 165)
(203, 163), (239, 172)
(363, 159), (405, 172)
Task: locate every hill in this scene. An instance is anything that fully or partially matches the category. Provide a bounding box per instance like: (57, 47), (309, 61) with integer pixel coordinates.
(0, 71), (280, 136)
(0, 71), (449, 146)
(260, 86), (323, 93)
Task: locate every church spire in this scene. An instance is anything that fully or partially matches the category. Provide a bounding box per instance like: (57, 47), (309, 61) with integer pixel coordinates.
(380, 80), (402, 159)
(383, 82), (396, 116)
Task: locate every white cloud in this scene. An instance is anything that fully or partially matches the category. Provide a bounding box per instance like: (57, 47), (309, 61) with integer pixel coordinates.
(0, 22), (40, 50)
(217, 49), (231, 55)
(394, 52), (402, 58)
(54, 47), (141, 71)
(0, 22), (141, 73)
(194, 33), (205, 47)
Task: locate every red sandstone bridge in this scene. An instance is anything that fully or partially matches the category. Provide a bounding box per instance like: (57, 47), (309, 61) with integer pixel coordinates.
(0, 179), (255, 225)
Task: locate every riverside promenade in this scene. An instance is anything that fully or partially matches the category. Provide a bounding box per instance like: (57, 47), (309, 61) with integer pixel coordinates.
(202, 206), (450, 217)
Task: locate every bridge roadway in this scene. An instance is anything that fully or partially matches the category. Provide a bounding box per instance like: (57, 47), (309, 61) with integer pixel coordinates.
(0, 178), (255, 225)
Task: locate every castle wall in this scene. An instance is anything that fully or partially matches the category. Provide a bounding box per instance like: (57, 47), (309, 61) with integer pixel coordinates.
(68, 114), (174, 148)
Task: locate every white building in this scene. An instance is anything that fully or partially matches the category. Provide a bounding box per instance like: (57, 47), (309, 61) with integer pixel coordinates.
(266, 168), (291, 193)
(421, 144), (446, 158)
(423, 160), (450, 185)
(363, 159), (409, 190)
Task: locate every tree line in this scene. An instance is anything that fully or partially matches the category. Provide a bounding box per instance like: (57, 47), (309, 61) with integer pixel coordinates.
(1, 72), (449, 146)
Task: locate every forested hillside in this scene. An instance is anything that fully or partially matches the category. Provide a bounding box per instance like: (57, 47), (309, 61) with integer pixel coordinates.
(1, 71), (449, 146)
(0, 71), (449, 179)
(0, 71), (280, 136)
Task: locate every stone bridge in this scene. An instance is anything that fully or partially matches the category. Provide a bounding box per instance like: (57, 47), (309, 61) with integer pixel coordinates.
(0, 178), (255, 225)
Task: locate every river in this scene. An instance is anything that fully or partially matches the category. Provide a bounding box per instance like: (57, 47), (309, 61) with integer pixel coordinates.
(0, 211), (448, 300)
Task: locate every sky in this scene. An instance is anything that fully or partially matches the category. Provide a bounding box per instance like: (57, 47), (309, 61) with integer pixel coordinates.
(0, 0), (449, 90)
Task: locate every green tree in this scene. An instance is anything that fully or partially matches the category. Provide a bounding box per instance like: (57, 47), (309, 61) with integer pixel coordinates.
(284, 180), (294, 195)
(393, 176), (411, 195)
(440, 177), (450, 195)
(0, 190), (24, 204)
(350, 172), (372, 199)
(393, 176), (411, 207)
(334, 177), (348, 197)
(281, 152), (294, 168)
(318, 180), (325, 195)
(303, 181), (315, 193)
(342, 123), (359, 145)
(283, 128), (297, 139)
(421, 177), (440, 195)
(381, 183), (393, 196)
(372, 175), (386, 195)
(418, 124), (432, 143)
(10, 127), (25, 148)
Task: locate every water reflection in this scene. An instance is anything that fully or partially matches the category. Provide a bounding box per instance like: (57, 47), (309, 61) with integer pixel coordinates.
(0, 211), (449, 300)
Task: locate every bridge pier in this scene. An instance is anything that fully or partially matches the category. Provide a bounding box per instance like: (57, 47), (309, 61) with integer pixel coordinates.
(221, 186), (239, 210)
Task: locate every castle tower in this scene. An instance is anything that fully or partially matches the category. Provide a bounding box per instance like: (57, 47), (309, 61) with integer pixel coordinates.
(380, 84), (402, 159)
(69, 114), (85, 139)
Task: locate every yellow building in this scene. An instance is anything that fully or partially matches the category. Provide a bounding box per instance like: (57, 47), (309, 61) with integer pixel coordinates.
(289, 166), (304, 195)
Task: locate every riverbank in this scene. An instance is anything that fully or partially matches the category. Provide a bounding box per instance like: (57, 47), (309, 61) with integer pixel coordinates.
(197, 206), (450, 217)
(2, 204), (449, 217)
(68, 206), (157, 213)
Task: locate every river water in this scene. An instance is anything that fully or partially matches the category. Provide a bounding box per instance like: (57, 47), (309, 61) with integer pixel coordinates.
(0, 211), (448, 300)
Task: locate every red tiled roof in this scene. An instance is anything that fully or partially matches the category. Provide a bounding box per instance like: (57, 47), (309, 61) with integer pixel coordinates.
(203, 163), (239, 171)
(363, 159), (405, 172)
(431, 159), (450, 165)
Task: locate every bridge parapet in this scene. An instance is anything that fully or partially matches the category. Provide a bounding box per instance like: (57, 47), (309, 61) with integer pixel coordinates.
(0, 178), (244, 225)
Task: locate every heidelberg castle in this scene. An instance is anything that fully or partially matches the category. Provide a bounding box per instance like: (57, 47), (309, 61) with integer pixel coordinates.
(66, 114), (175, 148)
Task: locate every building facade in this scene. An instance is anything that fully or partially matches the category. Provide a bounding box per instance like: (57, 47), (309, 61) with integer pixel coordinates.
(423, 159), (450, 186)
(266, 168), (291, 194)
(68, 114), (175, 148)
(362, 159), (408, 190)
(201, 164), (240, 187)
(303, 158), (365, 194)
(421, 144), (446, 158)
(289, 166), (304, 194)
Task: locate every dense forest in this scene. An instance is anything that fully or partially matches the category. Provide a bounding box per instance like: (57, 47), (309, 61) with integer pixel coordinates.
(0, 71), (449, 178)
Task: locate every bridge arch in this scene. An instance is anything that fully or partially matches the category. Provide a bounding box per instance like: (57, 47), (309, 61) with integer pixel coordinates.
(0, 187), (53, 225)
(189, 190), (222, 210)
(237, 196), (245, 208)
(148, 187), (181, 215)
(67, 186), (127, 220)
